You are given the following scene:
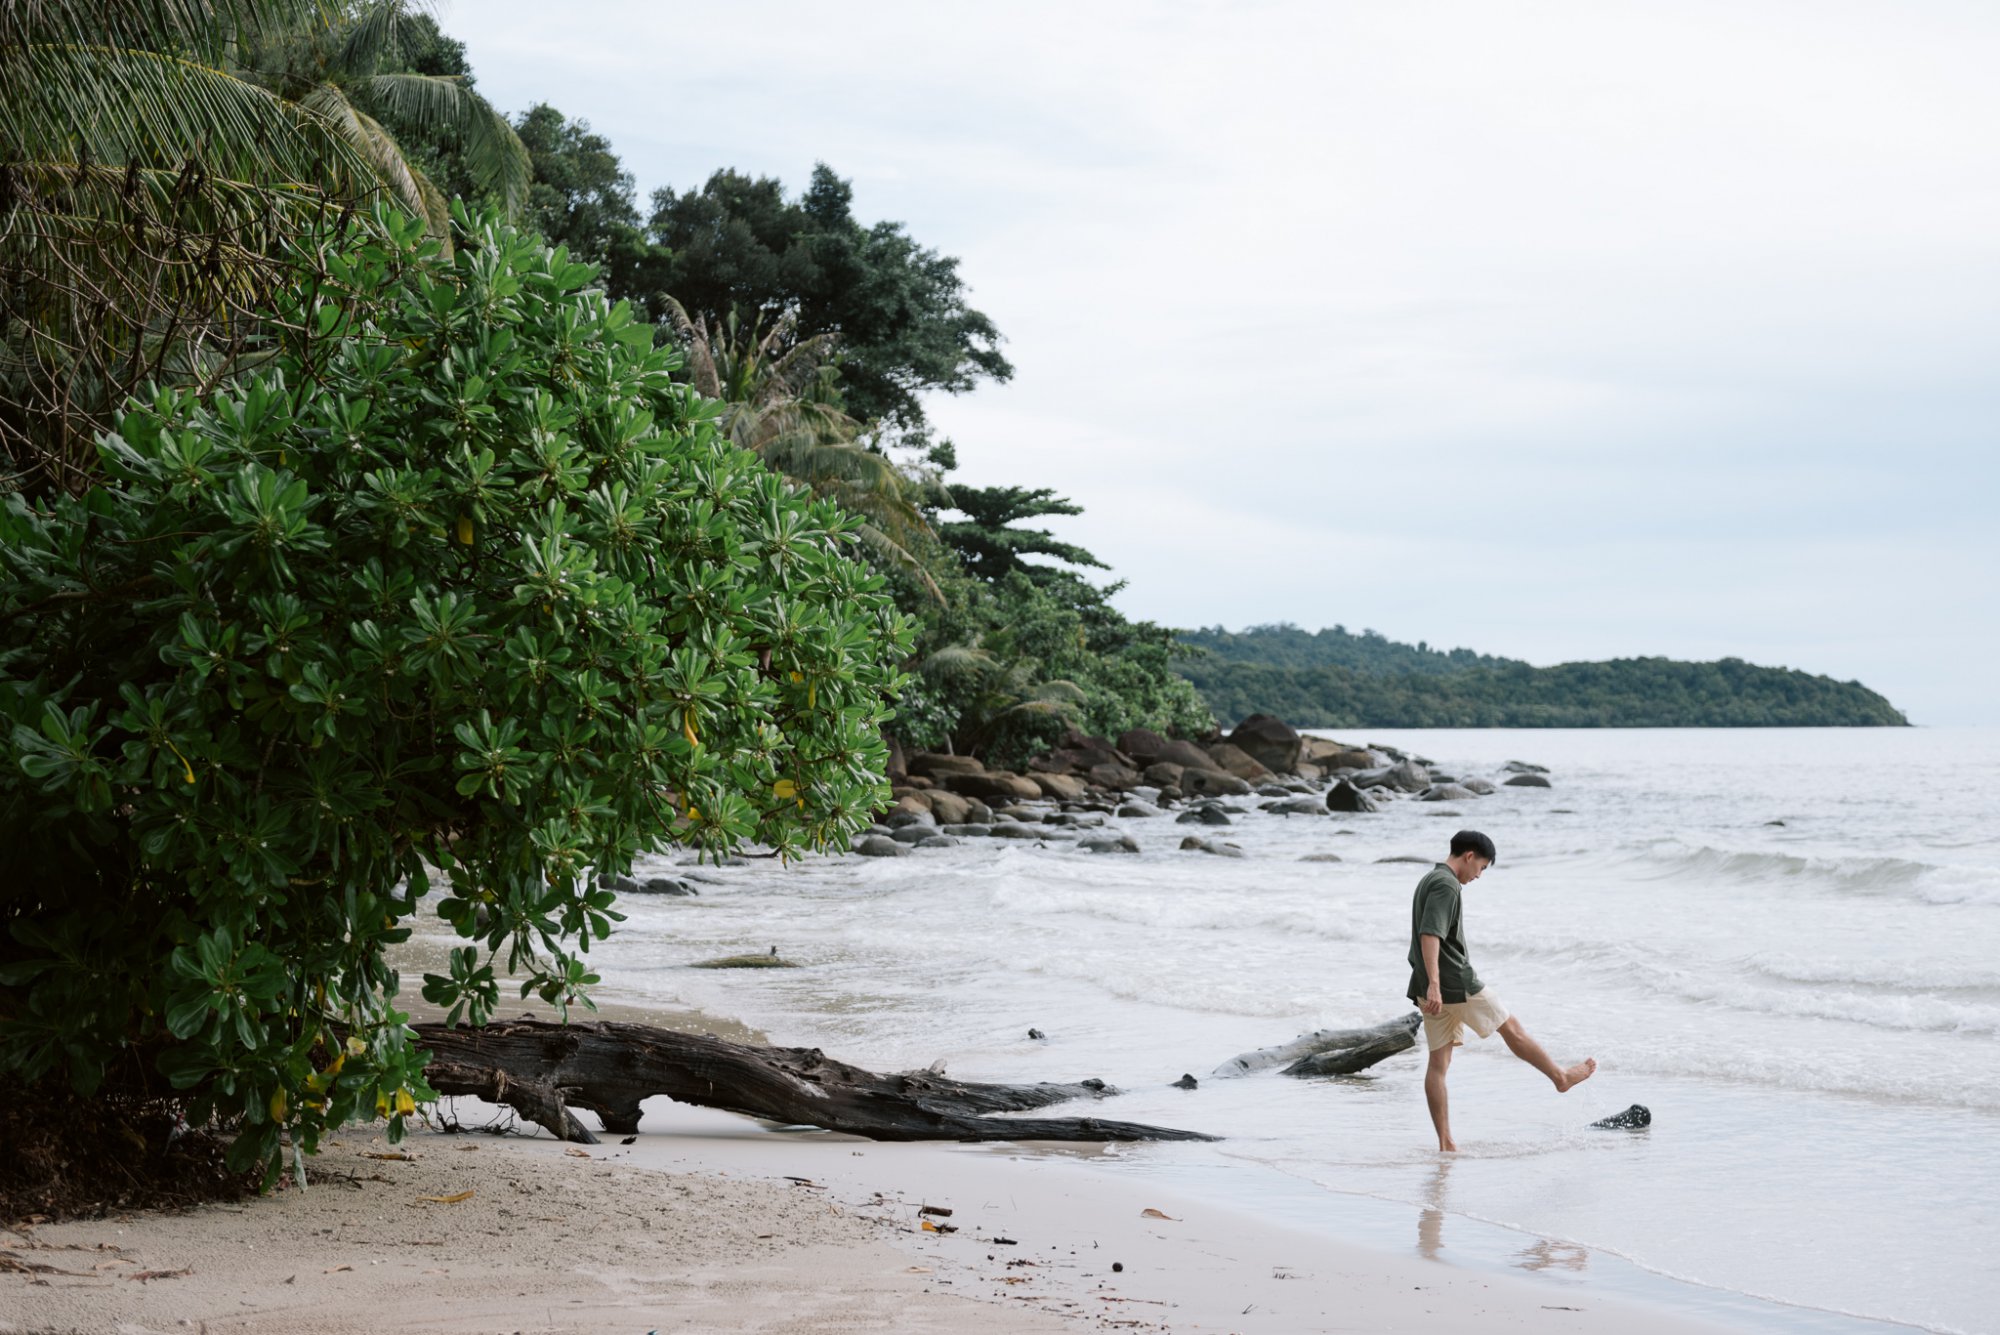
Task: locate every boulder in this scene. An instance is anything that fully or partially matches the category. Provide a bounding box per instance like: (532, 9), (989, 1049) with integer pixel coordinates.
(1504, 760), (1549, 775)
(1156, 739), (1224, 772)
(1461, 778), (1497, 796)
(939, 823), (992, 837)
(1181, 768), (1252, 798)
(1205, 741), (1273, 781)
(988, 822), (1047, 840)
(903, 774), (934, 789)
(926, 789), (974, 825)
(1353, 759), (1429, 793)
(1324, 780), (1379, 814)
(597, 874), (639, 894)
(634, 876), (699, 896)
(1227, 713), (1303, 774)
(1176, 804), (1233, 827)
(890, 824), (941, 844)
(1142, 761), (1186, 787)
(1033, 773), (1090, 801)
(939, 770), (1045, 801)
(1419, 784), (1478, 802)
(912, 834), (960, 849)
(885, 809), (937, 829)
(1504, 773), (1553, 788)
(1080, 834), (1141, 855)
(962, 798), (996, 824)
(1256, 784), (1294, 798)
(907, 752), (985, 779)
(1086, 761), (1144, 791)
(1117, 728), (1169, 763)
(1267, 798), (1329, 816)
(890, 788), (933, 813)
(1179, 836), (1245, 858)
(854, 835), (909, 858)
(1116, 802), (1162, 819)
(1298, 853), (1343, 863)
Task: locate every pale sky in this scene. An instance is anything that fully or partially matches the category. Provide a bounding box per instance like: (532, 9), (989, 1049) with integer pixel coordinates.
(446, 1), (1999, 724)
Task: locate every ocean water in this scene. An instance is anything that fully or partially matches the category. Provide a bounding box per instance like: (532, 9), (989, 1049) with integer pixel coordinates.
(516, 728), (2000, 1333)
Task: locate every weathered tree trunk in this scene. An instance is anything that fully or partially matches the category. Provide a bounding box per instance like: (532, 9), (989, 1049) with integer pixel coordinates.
(1211, 1014), (1421, 1079)
(414, 1019), (1213, 1144)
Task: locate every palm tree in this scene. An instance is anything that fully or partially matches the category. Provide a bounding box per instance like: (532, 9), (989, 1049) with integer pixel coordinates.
(0, 0), (527, 493)
(660, 298), (947, 603)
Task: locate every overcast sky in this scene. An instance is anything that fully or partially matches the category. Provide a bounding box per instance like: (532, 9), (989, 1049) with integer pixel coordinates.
(446, 1), (1998, 724)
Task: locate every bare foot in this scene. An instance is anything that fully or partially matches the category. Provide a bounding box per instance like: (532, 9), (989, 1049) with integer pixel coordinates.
(1438, 1139), (1458, 1153)
(1553, 1058), (1597, 1093)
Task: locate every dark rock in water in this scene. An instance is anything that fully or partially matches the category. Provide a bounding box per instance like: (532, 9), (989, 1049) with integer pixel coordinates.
(1228, 713), (1303, 774)
(1172, 1073), (1199, 1090)
(637, 876), (699, 896)
(1765, 819), (1787, 827)
(1256, 783), (1294, 799)
(1182, 768), (1253, 798)
(990, 822), (1049, 840)
(1028, 1028), (1046, 1040)
(1117, 802), (1162, 819)
(1080, 834), (1141, 854)
(1156, 738), (1224, 772)
(692, 949), (799, 969)
(855, 834), (910, 858)
(598, 873), (640, 894)
(1176, 805), (1232, 826)
(912, 834), (961, 849)
(1504, 773), (1553, 788)
(963, 798), (996, 824)
(1267, 798), (1329, 816)
(886, 809), (937, 829)
(939, 823), (993, 837)
(908, 752), (987, 779)
(1550, 808), (1575, 814)
(1427, 773), (1458, 784)
(1118, 727), (1170, 763)
(1354, 759), (1430, 793)
(1592, 1104), (1652, 1130)
(1325, 779), (1379, 814)
(890, 824), (939, 844)
(1420, 783), (1478, 802)
(1206, 740), (1274, 781)
(1299, 852), (1344, 863)
(1426, 810), (1464, 817)
(1504, 760), (1549, 774)
(1376, 854), (1433, 865)
(1462, 777), (1497, 795)
(1179, 836), (1246, 858)
(1141, 761), (1186, 788)
(1370, 743), (1407, 761)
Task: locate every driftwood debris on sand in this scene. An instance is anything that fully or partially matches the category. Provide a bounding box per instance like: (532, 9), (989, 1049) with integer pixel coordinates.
(1211, 1014), (1421, 1079)
(414, 1019), (1213, 1145)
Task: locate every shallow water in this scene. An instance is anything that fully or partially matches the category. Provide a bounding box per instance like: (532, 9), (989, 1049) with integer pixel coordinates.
(490, 727), (2000, 1334)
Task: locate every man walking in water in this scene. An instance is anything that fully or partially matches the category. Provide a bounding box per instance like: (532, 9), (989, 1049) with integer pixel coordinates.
(1411, 830), (1595, 1151)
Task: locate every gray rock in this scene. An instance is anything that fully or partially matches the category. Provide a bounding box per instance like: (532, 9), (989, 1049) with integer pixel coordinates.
(1181, 768), (1253, 798)
(890, 824), (940, 844)
(1256, 783), (1295, 799)
(1352, 759), (1429, 793)
(1227, 713), (1304, 774)
(1080, 834), (1141, 854)
(1376, 854), (1433, 864)
(1155, 738), (1225, 772)
(995, 804), (1045, 822)
(597, 873), (639, 894)
(1420, 783), (1478, 802)
(1504, 773), (1553, 788)
(1267, 798), (1329, 816)
(1117, 727), (1170, 762)
(1046, 812), (1106, 829)
(1298, 852), (1344, 863)
(939, 823), (993, 837)
(1179, 836), (1245, 858)
(963, 799), (996, 824)
(1427, 773), (1459, 784)
(1504, 760), (1550, 774)
(855, 835), (910, 858)
(1176, 805), (1233, 826)
(886, 809), (937, 829)
(1324, 780), (1380, 814)
(1462, 778), (1497, 795)
(989, 822), (1047, 839)
(912, 835), (961, 849)
(636, 876), (699, 896)
(1116, 802), (1162, 819)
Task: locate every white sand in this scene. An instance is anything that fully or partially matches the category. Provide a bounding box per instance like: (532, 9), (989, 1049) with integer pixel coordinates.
(1, 1096), (1733, 1335)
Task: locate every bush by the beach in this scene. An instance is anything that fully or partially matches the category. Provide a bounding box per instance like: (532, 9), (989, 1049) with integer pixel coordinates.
(0, 206), (909, 1183)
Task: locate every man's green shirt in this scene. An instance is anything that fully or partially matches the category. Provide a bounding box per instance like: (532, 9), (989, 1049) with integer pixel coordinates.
(1407, 864), (1483, 1003)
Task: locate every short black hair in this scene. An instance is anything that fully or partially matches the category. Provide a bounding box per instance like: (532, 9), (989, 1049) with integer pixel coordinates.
(1450, 830), (1497, 864)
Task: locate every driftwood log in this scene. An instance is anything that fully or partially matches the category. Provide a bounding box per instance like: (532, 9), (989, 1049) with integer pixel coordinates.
(414, 1019), (1213, 1145)
(1211, 1013), (1421, 1079)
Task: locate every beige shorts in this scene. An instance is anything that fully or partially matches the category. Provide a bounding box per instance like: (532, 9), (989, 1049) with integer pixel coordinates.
(1421, 989), (1511, 1051)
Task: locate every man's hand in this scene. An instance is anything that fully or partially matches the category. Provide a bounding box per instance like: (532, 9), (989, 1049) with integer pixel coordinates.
(1421, 985), (1444, 1017)
(1419, 934), (1445, 1015)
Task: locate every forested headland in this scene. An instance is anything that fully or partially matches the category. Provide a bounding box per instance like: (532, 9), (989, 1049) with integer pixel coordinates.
(1177, 625), (1910, 728)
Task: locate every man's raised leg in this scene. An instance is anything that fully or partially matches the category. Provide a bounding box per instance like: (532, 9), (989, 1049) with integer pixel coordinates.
(1497, 1016), (1595, 1092)
(1424, 1041), (1457, 1152)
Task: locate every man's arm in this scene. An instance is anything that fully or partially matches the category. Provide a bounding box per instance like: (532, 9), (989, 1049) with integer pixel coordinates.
(1419, 934), (1444, 1015)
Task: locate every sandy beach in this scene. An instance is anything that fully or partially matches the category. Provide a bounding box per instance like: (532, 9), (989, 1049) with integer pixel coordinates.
(2, 1089), (1733, 1335)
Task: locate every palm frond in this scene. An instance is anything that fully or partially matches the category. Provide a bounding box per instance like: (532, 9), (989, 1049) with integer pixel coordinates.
(359, 71), (531, 217)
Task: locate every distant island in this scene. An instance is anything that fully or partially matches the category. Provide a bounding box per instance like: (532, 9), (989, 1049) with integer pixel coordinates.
(1174, 624), (1910, 728)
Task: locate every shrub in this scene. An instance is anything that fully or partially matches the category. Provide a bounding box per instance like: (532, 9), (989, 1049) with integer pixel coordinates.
(0, 207), (908, 1181)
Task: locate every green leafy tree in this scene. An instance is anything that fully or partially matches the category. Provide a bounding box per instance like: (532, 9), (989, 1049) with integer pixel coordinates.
(632, 165), (1012, 431)
(0, 208), (909, 1182)
(509, 104), (648, 267)
(938, 485), (1109, 585)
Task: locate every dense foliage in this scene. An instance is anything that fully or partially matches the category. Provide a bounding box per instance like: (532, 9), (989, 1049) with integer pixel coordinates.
(0, 209), (907, 1179)
(1179, 622), (1513, 676)
(1180, 641), (1909, 728)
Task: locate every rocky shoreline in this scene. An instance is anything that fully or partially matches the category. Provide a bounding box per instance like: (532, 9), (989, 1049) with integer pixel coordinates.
(855, 714), (1555, 859)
